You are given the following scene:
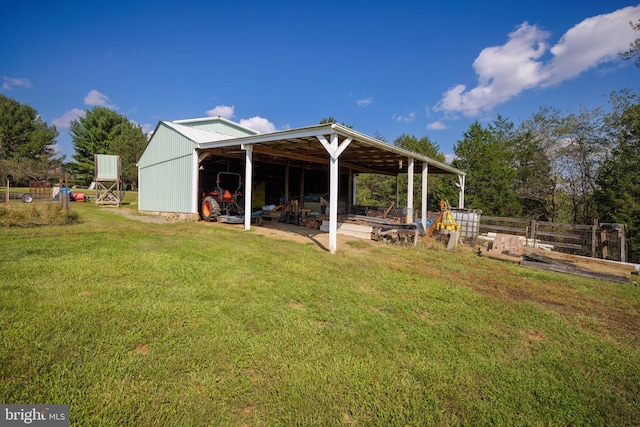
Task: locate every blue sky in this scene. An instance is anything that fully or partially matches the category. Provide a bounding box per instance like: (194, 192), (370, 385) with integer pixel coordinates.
(2, 1), (639, 161)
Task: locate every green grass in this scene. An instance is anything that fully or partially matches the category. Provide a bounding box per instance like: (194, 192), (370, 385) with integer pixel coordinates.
(1, 203), (639, 425)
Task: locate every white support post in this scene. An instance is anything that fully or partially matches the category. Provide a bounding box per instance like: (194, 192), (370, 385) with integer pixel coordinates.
(192, 150), (200, 216)
(406, 158), (414, 224)
(243, 144), (253, 230)
(317, 134), (352, 254)
(328, 135), (339, 254)
(458, 174), (466, 208)
(421, 163), (428, 230)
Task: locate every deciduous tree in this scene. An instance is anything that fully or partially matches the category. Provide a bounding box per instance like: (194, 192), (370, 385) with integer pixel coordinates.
(620, 19), (640, 67)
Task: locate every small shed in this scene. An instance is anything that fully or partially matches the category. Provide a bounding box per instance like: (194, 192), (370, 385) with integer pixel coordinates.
(138, 117), (466, 253)
(95, 154), (123, 206)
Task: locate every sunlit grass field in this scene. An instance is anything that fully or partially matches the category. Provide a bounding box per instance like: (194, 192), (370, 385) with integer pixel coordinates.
(1, 200), (639, 425)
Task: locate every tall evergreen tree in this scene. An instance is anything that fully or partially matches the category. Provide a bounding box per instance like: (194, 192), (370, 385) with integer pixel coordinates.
(109, 122), (149, 188)
(393, 133), (446, 162)
(70, 107), (148, 186)
(594, 91), (640, 263)
(453, 121), (521, 217)
(0, 94), (59, 184)
(510, 129), (554, 220)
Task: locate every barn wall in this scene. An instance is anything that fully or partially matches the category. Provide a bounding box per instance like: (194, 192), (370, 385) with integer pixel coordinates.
(138, 123), (197, 214)
(139, 154), (194, 213)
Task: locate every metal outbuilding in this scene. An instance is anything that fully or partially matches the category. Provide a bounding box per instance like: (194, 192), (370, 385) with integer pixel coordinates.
(138, 117), (258, 215)
(138, 117), (466, 253)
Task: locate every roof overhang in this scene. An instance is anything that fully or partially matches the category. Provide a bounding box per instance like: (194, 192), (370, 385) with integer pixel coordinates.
(197, 122), (465, 176)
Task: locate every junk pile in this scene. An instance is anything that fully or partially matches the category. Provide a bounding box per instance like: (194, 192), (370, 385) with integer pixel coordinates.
(481, 233), (639, 283)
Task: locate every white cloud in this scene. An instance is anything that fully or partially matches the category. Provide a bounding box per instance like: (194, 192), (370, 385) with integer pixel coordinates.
(84, 90), (117, 109)
(356, 97), (373, 107)
(427, 121), (447, 130)
(240, 116), (276, 133)
(130, 119), (153, 135)
(2, 76), (33, 90)
(444, 153), (457, 164)
(205, 105), (276, 133)
(206, 104), (235, 119)
(52, 108), (85, 128)
(140, 123), (153, 134)
(435, 5), (640, 116)
(544, 5), (640, 86)
(394, 112), (416, 123)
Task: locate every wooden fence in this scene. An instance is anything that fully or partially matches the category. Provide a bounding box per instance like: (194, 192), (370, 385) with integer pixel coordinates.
(479, 216), (627, 262)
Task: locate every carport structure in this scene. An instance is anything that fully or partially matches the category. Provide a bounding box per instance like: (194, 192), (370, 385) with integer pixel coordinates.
(196, 122), (466, 254)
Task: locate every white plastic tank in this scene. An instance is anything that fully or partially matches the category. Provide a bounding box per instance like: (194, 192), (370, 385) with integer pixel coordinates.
(449, 208), (482, 244)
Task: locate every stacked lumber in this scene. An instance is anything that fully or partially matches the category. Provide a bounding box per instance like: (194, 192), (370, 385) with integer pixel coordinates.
(479, 232), (555, 251)
(522, 248), (638, 283)
(480, 233), (639, 283)
(320, 221), (374, 239)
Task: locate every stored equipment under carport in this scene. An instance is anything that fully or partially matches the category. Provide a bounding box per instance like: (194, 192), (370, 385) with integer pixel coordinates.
(201, 172), (244, 221)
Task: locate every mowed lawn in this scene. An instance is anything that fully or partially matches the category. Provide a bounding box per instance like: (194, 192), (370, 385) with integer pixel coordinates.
(1, 202), (639, 426)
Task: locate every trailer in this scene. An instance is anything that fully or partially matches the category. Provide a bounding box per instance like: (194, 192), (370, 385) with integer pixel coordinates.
(0, 192), (33, 203)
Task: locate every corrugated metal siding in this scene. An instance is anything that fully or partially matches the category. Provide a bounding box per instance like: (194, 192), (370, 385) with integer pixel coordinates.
(180, 120), (256, 137)
(138, 123), (196, 168)
(139, 154), (193, 213)
(138, 123), (196, 213)
(95, 154), (120, 180)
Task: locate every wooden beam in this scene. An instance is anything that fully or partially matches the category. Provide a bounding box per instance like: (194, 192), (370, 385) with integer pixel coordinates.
(252, 145), (325, 164)
(251, 145), (387, 174)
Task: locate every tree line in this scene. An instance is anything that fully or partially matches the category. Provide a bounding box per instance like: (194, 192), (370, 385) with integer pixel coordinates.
(354, 90), (640, 263)
(0, 96), (148, 189)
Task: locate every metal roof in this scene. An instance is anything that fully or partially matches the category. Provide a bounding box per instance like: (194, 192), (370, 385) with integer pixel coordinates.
(161, 121), (236, 144)
(173, 116), (260, 135)
(197, 122), (465, 176)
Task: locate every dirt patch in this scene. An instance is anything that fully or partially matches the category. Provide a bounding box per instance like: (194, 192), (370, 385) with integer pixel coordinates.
(110, 209), (181, 224)
(288, 301), (305, 310)
(209, 220), (366, 252)
(464, 266), (640, 340)
(133, 343), (149, 355)
(525, 329), (547, 347)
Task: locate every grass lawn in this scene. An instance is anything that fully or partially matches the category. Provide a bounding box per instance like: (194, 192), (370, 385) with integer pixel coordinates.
(1, 202), (639, 425)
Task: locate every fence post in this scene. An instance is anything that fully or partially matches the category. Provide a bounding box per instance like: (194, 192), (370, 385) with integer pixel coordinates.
(58, 178), (63, 207)
(63, 173), (70, 212)
(620, 225), (627, 263)
(591, 219), (598, 258)
(4, 179), (8, 205)
(531, 220), (537, 247)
